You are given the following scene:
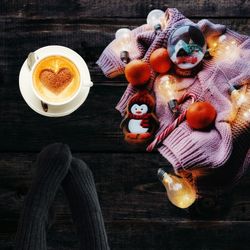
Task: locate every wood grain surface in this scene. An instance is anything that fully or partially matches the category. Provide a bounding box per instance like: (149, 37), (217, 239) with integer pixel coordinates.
(1, 153), (250, 249)
(0, 1), (250, 249)
(1, 0), (250, 18)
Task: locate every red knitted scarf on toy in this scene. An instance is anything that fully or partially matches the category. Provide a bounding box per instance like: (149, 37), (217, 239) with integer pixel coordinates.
(127, 113), (152, 119)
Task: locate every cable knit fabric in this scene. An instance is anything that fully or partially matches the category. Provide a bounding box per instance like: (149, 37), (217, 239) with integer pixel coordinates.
(97, 8), (250, 195)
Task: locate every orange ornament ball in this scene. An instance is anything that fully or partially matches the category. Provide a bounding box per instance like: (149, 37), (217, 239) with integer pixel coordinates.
(125, 60), (151, 87)
(149, 48), (172, 74)
(186, 101), (217, 130)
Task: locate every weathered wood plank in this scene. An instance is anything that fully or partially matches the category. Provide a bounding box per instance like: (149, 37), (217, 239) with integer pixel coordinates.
(0, 153), (250, 249)
(1, 221), (250, 250)
(1, 82), (250, 152)
(1, 18), (249, 65)
(0, 18), (248, 91)
(0, 19), (249, 152)
(0, 1), (249, 250)
(1, 0), (250, 18)
(0, 19), (249, 92)
(0, 153), (250, 224)
(0, 86), (133, 152)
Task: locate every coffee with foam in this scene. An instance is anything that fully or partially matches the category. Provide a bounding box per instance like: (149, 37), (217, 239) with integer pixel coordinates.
(32, 55), (80, 104)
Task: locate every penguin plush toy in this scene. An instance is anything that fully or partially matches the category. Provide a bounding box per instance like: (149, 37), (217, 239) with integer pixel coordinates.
(120, 90), (159, 145)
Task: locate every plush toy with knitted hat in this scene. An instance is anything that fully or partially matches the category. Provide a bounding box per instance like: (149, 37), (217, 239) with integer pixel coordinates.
(120, 90), (159, 144)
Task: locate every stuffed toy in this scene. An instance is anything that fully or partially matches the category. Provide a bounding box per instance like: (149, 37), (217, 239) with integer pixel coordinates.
(120, 90), (159, 144)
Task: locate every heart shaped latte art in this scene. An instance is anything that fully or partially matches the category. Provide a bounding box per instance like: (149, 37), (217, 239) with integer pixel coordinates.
(39, 68), (73, 94)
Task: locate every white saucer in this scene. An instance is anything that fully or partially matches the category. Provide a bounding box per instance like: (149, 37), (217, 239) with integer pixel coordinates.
(19, 45), (93, 117)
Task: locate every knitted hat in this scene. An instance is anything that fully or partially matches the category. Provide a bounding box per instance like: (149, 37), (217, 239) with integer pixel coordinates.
(128, 90), (155, 111)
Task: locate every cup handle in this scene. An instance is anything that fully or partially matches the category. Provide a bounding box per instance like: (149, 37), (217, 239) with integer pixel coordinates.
(27, 52), (39, 71)
(82, 81), (94, 87)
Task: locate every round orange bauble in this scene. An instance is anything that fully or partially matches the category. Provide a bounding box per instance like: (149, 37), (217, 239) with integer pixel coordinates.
(149, 48), (172, 74)
(125, 60), (151, 87)
(186, 101), (217, 130)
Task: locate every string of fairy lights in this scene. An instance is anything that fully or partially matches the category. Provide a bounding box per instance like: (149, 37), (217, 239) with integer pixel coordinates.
(112, 9), (249, 209)
(114, 9), (249, 124)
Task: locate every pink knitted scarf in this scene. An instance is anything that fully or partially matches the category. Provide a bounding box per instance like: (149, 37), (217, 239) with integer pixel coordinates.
(97, 8), (250, 196)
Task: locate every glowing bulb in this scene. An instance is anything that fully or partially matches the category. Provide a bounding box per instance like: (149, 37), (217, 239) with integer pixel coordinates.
(243, 109), (250, 121)
(115, 28), (133, 63)
(229, 86), (247, 107)
(158, 168), (197, 209)
(115, 28), (132, 45)
(229, 85), (248, 122)
(209, 34), (238, 61)
(218, 34), (227, 43)
(236, 94), (247, 106)
(157, 75), (176, 99)
(156, 75), (179, 114)
(146, 9), (166, 31)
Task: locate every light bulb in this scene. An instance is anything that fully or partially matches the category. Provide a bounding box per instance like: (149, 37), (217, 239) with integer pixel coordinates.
(115, 28), (133, 63)
(209, 34), (238, 61)
(158, 168), (197, 209)
(243, 109), (250, 121)
(146, 9), (166, 31)
(156, 75), (179, 114)
(229, 85), (247, 107)
(208, 35), (227, 56)
(218, 34), (227, 43)
(228, 85), (248, 122)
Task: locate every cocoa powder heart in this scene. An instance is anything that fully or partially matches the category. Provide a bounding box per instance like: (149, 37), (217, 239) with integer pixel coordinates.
(39, 68), (73, 94)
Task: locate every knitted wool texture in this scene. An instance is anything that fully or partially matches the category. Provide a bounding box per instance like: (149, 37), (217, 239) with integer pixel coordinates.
(15, 143), (72, 250)
(97, 8), (250, 195)
(62, 158), (110, 250)
(16, 144), (110, 249)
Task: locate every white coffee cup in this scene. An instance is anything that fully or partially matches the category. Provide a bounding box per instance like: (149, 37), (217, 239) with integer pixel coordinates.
(28, 45), (93, 106)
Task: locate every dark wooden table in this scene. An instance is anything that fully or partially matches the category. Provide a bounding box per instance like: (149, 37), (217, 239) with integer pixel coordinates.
(0, 1), (250, 249)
